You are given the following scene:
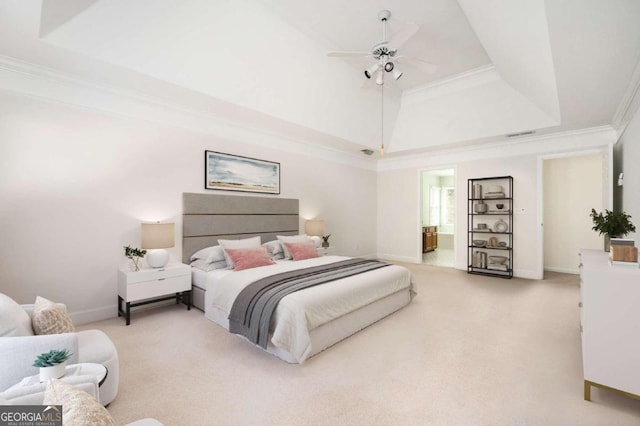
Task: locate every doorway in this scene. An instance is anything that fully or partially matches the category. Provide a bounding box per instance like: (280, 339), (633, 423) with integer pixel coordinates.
(420, 168), (455, 267)
(542, 153), (606, 275)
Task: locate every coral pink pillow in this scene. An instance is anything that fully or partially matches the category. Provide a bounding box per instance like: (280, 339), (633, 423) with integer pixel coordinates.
(284, 241), (320, 261)
(224, 247), (275, 271)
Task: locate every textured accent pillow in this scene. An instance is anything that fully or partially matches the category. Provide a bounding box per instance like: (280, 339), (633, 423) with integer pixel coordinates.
(0, 293), (34, 337)
(225, 247), (275, 271)
(190, 258), (229, 271)
(190, 245), (226, 264)
(284, 241), (320, 261)
(218, 236), (261, 268)
(277, 235), (310, 259)
(32, 296), (75, 335)
(44, 378), (117, 426)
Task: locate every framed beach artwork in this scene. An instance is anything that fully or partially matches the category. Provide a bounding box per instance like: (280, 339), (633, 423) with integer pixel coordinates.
(204, 151), (280, 194)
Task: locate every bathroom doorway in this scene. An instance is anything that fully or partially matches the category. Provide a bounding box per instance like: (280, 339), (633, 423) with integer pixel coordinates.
(420, 168), (455, 267)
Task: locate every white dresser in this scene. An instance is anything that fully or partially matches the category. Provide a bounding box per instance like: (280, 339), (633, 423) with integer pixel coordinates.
(579, 248), (640, 401)
(118, 263), (191, 325)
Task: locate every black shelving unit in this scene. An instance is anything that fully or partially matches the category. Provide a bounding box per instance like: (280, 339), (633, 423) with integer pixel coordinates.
(468, 176), (513, 279)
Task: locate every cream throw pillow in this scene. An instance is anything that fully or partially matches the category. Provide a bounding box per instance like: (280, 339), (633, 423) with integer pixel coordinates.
(44, 378), (117, 426)
(32, 296), (75, 335)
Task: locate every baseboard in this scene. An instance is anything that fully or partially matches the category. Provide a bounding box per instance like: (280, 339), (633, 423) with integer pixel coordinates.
(544, 266), (580, 275)
(70, 299), (179, 326)
(377, 253), (421, 264)
(70, 305), (117, 326)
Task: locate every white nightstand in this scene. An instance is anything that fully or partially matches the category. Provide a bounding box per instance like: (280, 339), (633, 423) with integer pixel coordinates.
(118, 263), (191, 325)
(317, 246), (337, 256)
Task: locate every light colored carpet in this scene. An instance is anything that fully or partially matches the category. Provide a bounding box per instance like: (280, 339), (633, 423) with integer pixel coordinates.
(82, 264), (640, 425)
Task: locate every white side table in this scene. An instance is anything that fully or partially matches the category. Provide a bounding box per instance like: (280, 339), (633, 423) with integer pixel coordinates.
(7, 362), (107, 390)
(118, 263), (191, 325)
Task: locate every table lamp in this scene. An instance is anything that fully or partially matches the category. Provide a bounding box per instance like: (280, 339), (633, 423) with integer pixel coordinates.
(305, 220), (325, 237)
(141, 222), (175, 268)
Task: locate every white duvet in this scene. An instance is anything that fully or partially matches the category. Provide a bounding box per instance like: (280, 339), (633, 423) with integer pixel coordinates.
(203, 256), (415, 362)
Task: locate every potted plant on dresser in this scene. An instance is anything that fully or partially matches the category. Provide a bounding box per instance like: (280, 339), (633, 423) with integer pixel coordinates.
(590, 208), (636, 251)
(33, 349), (72, 382)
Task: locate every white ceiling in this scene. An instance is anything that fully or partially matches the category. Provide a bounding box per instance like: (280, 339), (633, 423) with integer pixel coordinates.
(1, 0), (639, 159)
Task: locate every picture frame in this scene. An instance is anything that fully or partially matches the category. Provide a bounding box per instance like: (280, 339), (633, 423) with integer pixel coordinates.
(204, 150), (280, 194)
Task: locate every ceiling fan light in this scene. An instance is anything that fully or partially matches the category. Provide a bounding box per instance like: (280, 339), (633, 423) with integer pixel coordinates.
(364, 63), (380, 79)
(393, 69), (403, 80)
(376, 72), (384, 85)
(384, 61), (394, 72)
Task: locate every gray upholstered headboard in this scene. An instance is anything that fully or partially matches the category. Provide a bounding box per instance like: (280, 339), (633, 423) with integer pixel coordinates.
(182, 192), (299, 263)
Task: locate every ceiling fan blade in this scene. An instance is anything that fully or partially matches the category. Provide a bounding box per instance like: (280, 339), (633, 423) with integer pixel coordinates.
(389, 22), (419, 49)
(327, 51), (372, 58)
(395, 56), (439, 74)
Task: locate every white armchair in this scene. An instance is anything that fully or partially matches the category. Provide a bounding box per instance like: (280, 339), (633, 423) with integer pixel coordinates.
(0, 294), (119, 406)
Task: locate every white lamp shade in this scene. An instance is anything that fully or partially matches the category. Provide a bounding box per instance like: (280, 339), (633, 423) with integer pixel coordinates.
(141, 223), (175, 249)
(305, 220), (325, 237)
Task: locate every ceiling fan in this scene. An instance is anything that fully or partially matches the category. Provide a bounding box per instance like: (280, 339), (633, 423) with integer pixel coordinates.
(327, 9), (438, 85)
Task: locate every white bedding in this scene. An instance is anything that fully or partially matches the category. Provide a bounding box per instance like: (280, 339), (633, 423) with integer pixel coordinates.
(201, 256), (415, 363)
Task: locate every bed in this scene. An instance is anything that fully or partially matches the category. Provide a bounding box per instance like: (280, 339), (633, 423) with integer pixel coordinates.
(183, 192), (416, 363)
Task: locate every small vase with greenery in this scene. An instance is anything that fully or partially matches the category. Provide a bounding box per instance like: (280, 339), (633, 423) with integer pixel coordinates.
(321, 234), (331, 248)
(590, 208), (636, 251)
(124, 245), (147, 271)
(33, 349), (72, 382)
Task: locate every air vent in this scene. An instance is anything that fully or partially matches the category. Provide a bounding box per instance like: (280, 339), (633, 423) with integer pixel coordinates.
(361, 149), (374, 156)
(506, 130), (536, 138)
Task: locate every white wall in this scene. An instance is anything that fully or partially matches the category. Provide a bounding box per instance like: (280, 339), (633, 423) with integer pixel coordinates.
(543, 154), (604, 273)
(0, 92), (377, 324)
(377, 130), (613, 279)
(618, 104), (640, 244)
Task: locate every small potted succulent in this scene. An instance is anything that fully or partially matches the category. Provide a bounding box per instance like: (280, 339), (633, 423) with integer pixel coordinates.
(124, 245), (147, 271)
(590, 208), (636, 251)
(33, 349), (72, 382)
(322, 234), (331, 248)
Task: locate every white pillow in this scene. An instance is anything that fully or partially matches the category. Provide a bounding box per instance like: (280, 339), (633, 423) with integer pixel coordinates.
(190, 245), (226, 264)
(309, 235), (322, 248)
(277, 235), (310, 259)
(218, 236), (261, 268)
(190, 258), (229, 272)
(262, 240), (284, 257)
(0, 293), (33, 337)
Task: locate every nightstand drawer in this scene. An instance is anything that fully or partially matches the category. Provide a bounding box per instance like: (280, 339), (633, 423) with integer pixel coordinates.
(124, 275), (190, 302)
(122, 264), (190, 283)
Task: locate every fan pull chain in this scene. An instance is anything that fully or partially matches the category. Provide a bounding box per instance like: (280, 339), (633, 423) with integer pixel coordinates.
(380, 84), (385, 156)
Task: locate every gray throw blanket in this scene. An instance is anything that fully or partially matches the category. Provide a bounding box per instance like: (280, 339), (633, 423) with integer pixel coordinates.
(228, 258), (390, 349)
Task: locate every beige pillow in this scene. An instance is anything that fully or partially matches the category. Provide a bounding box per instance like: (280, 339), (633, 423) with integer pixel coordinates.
(44, 378), (117, 426)
(32, 296), (75, 335)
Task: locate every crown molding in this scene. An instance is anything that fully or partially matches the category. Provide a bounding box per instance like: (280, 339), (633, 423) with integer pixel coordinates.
(377, 125), (616, 171)
(0, 55), (377, 171)
(612, 56), (640, 139)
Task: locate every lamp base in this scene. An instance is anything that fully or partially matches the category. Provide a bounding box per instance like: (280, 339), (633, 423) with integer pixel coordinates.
(146, 249), (169, 268)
